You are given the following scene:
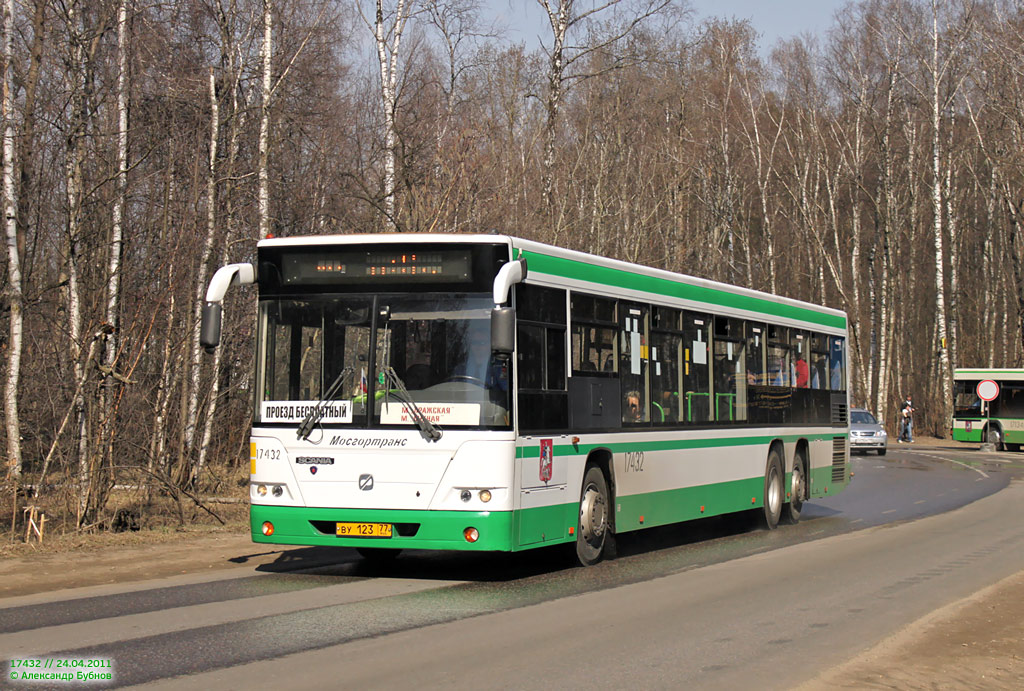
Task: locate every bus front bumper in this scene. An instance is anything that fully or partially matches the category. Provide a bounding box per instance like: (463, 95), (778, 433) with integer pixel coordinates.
(250, 505), (516, 552)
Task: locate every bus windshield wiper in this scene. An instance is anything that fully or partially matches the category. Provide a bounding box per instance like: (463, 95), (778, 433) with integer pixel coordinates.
(297, 367), (353, 441)
(381, 366), (442, 442)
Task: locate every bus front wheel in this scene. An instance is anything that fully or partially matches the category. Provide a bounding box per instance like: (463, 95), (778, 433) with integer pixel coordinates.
(986, 425), (1004, 451)
(762, 448), (784, 530)
(576, 465), (614, 566)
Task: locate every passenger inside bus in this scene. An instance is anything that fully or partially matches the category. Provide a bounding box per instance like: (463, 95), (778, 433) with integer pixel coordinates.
(811, 355), (827, 389)
(795, 354), (809, 388)
(624, 390), (643, 422)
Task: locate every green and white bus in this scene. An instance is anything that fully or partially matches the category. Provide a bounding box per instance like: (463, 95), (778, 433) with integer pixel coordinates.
(952, 368), (1024, 451)
(201, 234), (851, 565)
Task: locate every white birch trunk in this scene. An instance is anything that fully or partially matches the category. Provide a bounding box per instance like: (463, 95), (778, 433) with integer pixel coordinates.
(874, 66), (897, 422)
(876, 63), (898, 423)
(2, 0), (21, 480)
(150, 283), (175, 475)
(197, 15), (250, 478)
(148, 161), (177, 477)
(183, 67), (221, 465)
(943, 136), (958, 373)
(740, 69), (781, 294)
(195, 67), (222, 480)
(374, 0), (410, 232)
(197, 245), (228, 479)
(105, 0), (128, 365)
(65, 0), (89, 516)
(983, 169), (996, 367)
(540, 0), (568, 213)
(99, 0), (129, 470)
(258, 0), (272, 239)
(930, 1), (952, 430)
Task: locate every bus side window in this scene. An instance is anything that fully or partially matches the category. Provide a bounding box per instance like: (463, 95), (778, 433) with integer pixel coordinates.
(810, 334), (829, 390)
(793, 331), (810, 389)
(768, 325), (791, 388)
(828, 335), (846, 391)
(651, 306), (683, 425)
(570, 293), (617, 374)
(682, 312), (712, 423)
(516, 284), (568, 432)
(713, 316), (746, 422)
(746, 323), (765, 386)
(620, 302), (650, 425)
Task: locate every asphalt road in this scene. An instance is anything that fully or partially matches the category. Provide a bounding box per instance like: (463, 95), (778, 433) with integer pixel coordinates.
(2, 445), (1023, 689)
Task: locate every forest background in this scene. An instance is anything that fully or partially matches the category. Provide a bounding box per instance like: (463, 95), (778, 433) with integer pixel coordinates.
(2, 0), (1023, 536)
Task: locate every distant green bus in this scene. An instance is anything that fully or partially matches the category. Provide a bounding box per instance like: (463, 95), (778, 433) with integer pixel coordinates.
(952, 368), (1024, 450)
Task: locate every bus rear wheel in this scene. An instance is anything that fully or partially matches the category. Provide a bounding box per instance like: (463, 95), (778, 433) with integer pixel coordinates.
(576, 465), (613, 566)
(762, 448), (784, 530)
(784, 452), (806, 524)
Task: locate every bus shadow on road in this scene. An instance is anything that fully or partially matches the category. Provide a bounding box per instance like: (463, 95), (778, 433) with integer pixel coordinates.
(247, 544), (578, 582)
(239, 506), (850, 584)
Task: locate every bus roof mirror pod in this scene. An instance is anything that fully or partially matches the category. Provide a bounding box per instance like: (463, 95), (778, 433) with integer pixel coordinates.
(492, 258), (527, 306)
(491, 306), (515, 358)
(205, 262), (255, 303)
(201, 263), (255, 353)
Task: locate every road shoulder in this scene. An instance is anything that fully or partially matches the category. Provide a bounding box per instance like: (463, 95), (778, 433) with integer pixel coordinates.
(799, 569), (1024, 689)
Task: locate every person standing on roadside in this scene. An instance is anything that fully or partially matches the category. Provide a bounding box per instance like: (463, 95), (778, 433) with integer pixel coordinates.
(900, 394), (915, 442)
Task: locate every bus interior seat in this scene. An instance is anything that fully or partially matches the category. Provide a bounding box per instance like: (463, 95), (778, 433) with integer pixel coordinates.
(404, 363), (432, 390)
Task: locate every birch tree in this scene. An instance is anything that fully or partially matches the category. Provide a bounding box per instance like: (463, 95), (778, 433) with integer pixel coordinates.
(738, 44), (782, 293)
(535, 0), (672, 215)
(98, 0), (130, 475)
(2, 0), (20, 480)
(363, 0), (416, 232)
(871, 24), (905, 423)
(919, 0), (973, 427)
(258, 0), (273, 239)
(61, 0), (91, 520)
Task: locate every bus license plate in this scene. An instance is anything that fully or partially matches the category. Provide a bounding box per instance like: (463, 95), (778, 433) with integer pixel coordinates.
(336, 522), (392, 538)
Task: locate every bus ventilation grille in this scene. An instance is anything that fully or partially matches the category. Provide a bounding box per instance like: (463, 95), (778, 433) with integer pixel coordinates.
(831, 402), (848, 425)
(831, 437), (846, 483)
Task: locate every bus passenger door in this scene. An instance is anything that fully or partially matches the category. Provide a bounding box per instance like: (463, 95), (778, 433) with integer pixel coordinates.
(517, 436), (572, 547)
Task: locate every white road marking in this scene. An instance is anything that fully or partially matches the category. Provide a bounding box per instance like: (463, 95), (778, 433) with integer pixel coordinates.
(900, 450), (990, 478)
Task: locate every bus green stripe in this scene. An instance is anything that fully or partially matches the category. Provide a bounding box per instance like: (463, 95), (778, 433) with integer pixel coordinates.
(515, 433), (844, 458)
(520, 249), (846, 329)
(615, 477), (761, 532)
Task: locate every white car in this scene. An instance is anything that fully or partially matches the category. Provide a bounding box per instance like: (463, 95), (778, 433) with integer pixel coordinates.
(850, 408), (887, 455)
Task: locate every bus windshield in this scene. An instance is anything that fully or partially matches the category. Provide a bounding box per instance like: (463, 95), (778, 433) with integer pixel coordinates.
(953, 380), (982, 418)
(257, 293), (511, 430)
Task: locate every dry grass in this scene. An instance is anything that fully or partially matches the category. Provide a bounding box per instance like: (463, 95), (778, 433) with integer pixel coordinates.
(0, 463), (250, 559)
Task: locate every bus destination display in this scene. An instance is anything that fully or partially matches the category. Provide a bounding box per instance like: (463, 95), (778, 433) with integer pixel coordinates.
(282, 249), (472, 284)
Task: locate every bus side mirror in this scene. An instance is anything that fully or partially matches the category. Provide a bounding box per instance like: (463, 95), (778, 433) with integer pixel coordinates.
(200, 302), (223, 353)
(491, 306), (515, 358)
